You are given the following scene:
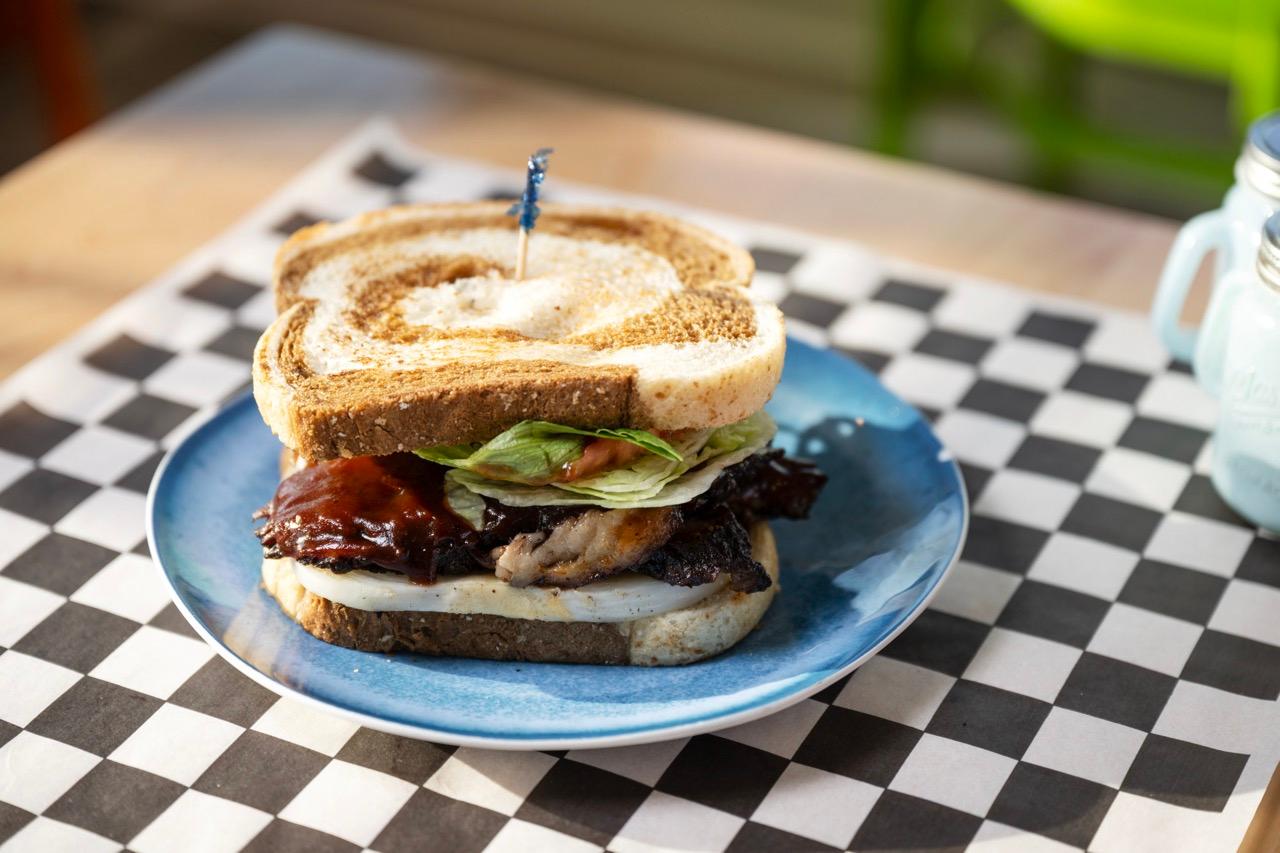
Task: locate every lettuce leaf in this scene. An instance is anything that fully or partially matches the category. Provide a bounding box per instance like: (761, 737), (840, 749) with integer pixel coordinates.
(443, 477), (487, 530)
(443, 411), (776, 509)
(415, 421), (680, 486)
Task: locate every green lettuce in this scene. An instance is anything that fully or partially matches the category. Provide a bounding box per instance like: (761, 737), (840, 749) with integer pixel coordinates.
(415, 421), (681, 486)
(440, 411), (777, 509)
(443, 477), (487, 530)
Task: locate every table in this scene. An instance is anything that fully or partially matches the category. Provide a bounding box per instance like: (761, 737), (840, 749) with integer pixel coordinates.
(1, 24), (1273, 850)
(0, 24), (1186, 379)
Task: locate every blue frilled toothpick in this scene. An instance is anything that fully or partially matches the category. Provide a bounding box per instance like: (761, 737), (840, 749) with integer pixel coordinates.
(508, 147), (553, 279)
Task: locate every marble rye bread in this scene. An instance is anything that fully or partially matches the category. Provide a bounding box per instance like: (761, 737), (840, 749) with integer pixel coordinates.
(253, 202), (786, 460)
(261, 522), (779, 666)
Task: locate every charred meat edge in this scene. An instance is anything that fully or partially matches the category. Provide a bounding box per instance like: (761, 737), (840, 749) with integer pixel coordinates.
(257, 449), (826, 593)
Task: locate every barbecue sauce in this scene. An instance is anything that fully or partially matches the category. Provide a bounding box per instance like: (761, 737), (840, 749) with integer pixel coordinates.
(254, 449), (826, 587)
(255, 454), (474, 584)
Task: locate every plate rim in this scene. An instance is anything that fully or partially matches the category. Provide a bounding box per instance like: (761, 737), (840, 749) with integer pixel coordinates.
(147, 347), (969, 751)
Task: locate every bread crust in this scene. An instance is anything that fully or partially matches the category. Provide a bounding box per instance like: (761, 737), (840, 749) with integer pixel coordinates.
(253, 202), (784, 459)
(262, 523), (778, 666)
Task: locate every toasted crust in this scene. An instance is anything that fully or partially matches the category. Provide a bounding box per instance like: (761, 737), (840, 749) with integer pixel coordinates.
(253, 202), (784, 460)
(262, 523), (779, 666)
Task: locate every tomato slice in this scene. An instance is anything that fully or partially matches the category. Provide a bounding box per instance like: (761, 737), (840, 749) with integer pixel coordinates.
(558, 437), (649, 482)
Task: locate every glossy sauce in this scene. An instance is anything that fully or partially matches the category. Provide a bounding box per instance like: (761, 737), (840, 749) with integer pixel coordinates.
(256, 454), (472, 583)
(255, 448), (826, 588)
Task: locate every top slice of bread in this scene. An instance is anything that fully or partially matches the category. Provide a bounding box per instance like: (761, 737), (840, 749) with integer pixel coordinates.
(253, 202), (785, 460)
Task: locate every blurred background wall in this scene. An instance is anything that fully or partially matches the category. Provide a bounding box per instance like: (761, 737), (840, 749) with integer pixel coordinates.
(0, 0), (1253, 218)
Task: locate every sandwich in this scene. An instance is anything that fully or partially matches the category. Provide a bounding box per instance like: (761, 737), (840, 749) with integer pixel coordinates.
(250, 202), (826, 665)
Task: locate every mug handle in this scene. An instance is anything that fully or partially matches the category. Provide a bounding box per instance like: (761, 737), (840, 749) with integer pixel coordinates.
(1151, 209), (1229, 362)
(1193, 268), (1250, 399)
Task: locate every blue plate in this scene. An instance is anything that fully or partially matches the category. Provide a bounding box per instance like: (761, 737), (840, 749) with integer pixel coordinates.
(148, 339), (967, 749)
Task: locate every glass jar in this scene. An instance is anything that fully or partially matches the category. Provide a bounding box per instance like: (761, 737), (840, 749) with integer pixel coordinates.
(1198, 212), (1280, 532)
(1153, 112), (1280, 364)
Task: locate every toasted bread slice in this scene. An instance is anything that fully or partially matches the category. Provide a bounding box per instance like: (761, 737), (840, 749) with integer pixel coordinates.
(261, 522), (778, 666)
(253, 202), (784, 460)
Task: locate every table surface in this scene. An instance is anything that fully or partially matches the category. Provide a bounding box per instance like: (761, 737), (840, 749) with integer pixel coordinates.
(0, 25), (1188, 380)
(1, 23), (1273, 850)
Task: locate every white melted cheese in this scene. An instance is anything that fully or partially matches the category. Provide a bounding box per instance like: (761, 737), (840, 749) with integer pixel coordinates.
(291, 559), (727, 623)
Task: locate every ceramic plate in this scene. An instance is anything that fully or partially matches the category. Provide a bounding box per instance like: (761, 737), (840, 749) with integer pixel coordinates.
(148, 339), (967, 749)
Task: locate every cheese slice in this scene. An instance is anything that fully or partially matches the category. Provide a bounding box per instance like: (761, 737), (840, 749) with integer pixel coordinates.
(289, 559), (728, 623)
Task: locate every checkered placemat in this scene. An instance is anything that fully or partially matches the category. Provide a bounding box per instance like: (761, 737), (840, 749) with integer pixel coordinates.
(1, 120), (1278, 853)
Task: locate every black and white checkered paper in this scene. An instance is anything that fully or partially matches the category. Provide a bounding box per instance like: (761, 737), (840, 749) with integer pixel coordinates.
(1, 120), (1277, 852)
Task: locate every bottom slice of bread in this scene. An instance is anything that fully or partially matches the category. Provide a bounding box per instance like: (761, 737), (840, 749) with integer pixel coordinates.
(261, 522), (778, 666)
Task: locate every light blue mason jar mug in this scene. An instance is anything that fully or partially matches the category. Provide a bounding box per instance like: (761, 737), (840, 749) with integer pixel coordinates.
(1153, 111), (1280, 364)
(1156, 212), (1280, 532)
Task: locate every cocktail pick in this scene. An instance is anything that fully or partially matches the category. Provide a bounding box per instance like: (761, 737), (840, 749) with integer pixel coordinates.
(507, 147), (553, 280)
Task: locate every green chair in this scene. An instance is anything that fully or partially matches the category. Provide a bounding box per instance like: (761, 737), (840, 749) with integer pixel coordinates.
(1007, 0), (1280, 127)
(874, 0), (1280, 194)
